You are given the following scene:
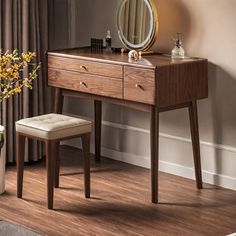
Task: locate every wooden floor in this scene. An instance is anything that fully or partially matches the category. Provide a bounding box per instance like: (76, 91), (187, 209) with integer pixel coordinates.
(0, 145), (236, 236)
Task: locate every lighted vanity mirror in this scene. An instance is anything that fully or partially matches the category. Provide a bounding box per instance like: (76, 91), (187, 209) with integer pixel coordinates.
(117, 0), (158, 51)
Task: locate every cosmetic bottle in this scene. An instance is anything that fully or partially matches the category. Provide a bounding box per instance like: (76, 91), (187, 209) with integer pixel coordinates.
(105, 30), (112, 51)
(171, 33), (185, 59)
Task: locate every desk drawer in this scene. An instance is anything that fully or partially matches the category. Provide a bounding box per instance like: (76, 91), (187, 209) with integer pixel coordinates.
(48, 56), (123, 79)
(124, 66), (156, 104)
(48, 69), (122, 99)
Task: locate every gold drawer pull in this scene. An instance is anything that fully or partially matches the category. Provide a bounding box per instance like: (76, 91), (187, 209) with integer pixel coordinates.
(135, 84), (144, 90)
(80, 81), (87, 87)
(80, 65), (88, 71)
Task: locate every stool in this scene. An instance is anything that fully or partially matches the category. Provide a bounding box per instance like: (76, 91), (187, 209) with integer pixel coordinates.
(15, 113), (92, 209)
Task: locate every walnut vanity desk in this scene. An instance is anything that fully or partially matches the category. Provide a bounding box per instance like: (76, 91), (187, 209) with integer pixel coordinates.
(47, 47), (208, 204)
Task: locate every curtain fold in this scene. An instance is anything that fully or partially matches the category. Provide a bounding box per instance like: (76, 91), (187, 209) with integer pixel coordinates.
(122, 0), (149, 44)
(0, 0), (49, 162)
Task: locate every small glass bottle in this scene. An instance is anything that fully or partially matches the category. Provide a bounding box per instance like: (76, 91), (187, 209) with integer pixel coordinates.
(171, 33), (185, 59)
(105, 30), (112, 52)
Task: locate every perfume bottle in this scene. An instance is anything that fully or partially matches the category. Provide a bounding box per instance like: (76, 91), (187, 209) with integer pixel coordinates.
(171, 33), (185, 59)
(105, 30), (112, 51)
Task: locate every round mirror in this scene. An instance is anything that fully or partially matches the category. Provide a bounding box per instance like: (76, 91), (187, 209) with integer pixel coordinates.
(117, 0), (158, 51)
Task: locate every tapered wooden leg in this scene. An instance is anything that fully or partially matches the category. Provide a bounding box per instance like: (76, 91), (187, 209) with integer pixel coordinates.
(150, 106), (159, 204)
(189, 101), (203, 189)
(54, 88), (64, 114)
(94, 100), (102, 162)
(16, 133), (26, 198)
(82, 133), (90, 198)
(54, 141), (60, 188)
(45, 140), (55, 209)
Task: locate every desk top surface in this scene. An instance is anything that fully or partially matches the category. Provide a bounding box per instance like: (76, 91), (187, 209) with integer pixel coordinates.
(48, 47), (207, 69)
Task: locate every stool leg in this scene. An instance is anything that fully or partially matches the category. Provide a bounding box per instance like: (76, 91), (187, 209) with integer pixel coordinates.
(54, 141), (60, 188)
(16, 132), (25, 198)
(45, 140), (55, 209)
(81, 133), (90, 198)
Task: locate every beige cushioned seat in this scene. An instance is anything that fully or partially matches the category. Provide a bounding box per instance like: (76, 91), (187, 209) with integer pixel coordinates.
(16, 113), (92, 140)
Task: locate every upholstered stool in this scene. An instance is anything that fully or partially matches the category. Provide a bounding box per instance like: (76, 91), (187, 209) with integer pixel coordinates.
(15, 113), (92, 209)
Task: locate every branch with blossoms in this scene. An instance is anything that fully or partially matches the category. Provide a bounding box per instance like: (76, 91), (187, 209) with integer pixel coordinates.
(0, 49), (40, 101)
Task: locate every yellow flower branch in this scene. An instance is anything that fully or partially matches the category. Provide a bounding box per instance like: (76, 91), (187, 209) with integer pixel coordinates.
(0, 49), (40, 101)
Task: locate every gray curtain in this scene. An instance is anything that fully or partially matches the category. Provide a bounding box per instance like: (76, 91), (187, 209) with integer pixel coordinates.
(0, 0), (49, 162)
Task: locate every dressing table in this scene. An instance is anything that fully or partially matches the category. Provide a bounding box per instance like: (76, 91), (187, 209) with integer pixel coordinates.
(47, 0), (208, 204)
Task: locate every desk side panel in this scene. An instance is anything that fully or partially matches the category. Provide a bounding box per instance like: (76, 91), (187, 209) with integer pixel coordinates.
(157, 60), (208, 108)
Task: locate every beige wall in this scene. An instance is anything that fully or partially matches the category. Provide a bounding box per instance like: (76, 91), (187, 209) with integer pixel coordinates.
(51, 0), (236, 190)
(156, 0), (236, 144)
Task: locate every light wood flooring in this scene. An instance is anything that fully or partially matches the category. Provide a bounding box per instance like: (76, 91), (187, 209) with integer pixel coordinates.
(0, 145), (236, 236)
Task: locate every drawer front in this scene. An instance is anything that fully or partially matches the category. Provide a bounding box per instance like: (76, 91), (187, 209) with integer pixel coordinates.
(48, 56), (123, 79)
(124, 66), (156, 104)
(48, 69), (122, 99)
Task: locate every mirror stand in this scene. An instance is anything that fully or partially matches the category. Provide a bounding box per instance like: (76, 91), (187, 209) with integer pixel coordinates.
(121, 48), (155, 57)
(139, 50), (155, 56)
(117, 0), (158, 53)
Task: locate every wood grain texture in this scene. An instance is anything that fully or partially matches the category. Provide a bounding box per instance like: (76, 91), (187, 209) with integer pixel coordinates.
(48, 48), (208, 108)
(62, 89), (152, 112)
(157, 60), (208, 108)
(48, 69), (122, 99)
(124, 66), (156, 104)
(1, 145), (236, 236)
(48, 55), (123, 79)
(47, 48), (208, 205)
(48, 47), (207, 69)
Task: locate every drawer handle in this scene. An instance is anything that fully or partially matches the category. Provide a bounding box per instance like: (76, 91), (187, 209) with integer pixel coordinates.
(80, 81), (87, 87)
(135, 84), (144, 90)
(80, 65), (88, 71)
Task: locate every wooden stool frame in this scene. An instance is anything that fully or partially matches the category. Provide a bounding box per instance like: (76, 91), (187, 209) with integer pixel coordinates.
(16, 131), (91, 209)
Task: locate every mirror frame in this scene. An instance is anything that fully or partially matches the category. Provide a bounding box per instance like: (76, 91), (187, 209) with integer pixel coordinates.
(117, 0), (158, 51)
